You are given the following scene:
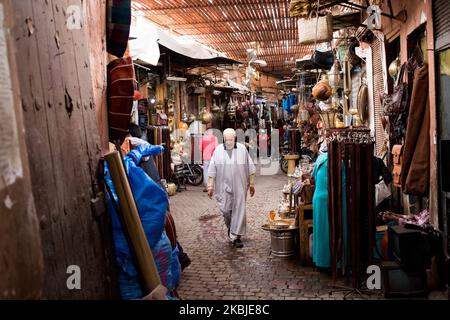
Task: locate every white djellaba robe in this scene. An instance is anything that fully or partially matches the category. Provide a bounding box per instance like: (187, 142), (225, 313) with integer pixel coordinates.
(207, 142), (256, 236)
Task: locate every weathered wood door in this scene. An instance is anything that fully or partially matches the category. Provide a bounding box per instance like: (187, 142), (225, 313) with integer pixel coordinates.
(5, 0), (117, 299)
(0, 0), (44, 299)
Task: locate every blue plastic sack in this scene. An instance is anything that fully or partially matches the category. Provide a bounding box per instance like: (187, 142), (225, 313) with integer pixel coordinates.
(116, 231), (176, 300)
(171, 246), (181, 289)
(104, 144), (177, 299)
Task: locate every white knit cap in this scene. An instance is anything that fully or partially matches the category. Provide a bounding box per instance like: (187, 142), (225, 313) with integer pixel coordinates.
(223, 128), (236, 137)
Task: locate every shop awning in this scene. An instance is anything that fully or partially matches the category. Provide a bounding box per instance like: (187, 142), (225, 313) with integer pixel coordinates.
(129, 16), (241, 67)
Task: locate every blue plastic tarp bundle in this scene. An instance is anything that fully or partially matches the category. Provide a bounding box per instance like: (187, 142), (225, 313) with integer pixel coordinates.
(104, 144), (181, 299)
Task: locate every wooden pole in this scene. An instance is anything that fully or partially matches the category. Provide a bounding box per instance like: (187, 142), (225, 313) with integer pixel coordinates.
(104, 151), (161, 294)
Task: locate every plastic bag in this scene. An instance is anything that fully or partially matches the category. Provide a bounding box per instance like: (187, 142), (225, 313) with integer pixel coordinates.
(375, 180), (391, 206)
(104, 144), (174, 299)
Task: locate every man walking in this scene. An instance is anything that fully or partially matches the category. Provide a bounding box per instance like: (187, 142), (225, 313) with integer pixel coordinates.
(207, 128), (256, 248)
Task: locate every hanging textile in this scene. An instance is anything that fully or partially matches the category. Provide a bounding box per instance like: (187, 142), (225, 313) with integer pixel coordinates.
(148, 126), (171, 180)
(107, 0), (132, 58)
(312, 153), (332, 267)
(401, 63), (430, 196)
(327, 128), (375, 288)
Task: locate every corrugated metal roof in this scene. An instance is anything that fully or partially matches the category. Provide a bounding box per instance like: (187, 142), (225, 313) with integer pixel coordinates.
(133, 0), (318, 77)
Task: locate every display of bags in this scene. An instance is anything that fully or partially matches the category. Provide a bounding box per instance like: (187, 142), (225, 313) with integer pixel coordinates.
(381, 63), (409, 141)
(298, 12), (333, 45)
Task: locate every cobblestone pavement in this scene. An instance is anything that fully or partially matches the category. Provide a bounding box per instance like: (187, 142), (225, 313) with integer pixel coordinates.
(169, 171), (446, 300)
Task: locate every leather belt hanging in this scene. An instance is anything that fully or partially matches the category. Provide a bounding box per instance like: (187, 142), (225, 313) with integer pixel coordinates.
(327, 128), (375, 288)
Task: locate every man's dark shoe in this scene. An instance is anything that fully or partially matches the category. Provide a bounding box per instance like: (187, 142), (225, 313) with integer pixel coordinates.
(233, 238), (243, 248)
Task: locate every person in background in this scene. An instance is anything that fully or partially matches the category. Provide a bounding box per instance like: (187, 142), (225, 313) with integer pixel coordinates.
(200, 129), (219, 192)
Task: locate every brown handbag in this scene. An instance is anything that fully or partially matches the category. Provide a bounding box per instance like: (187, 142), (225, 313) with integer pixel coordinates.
(382, 63), (408, 117)
(392, 144), (403, 187)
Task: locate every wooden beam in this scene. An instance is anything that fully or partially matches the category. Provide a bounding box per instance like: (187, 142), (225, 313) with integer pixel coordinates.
(135, 0), (284, 12)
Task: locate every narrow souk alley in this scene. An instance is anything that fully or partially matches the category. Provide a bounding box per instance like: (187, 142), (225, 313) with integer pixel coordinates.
(2, 0), (450, 308)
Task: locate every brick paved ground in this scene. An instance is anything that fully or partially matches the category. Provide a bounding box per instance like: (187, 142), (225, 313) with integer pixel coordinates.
(169, 170), (447, 300)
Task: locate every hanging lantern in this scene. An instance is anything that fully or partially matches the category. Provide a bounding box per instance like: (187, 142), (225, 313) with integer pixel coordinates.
(227, 98), (236, 118)
(187, 113), (196, 124)
(211, 102), (221, 114)
(218, 103), (225, 121)
(200, 108), (213, 124)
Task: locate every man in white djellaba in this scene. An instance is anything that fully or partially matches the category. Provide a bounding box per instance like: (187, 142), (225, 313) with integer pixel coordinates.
(207, 128), (256, 248)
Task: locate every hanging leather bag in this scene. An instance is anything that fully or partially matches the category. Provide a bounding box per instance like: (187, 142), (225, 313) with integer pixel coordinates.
(312, 48), (335, 70)
(392, 144), (403, 187)
(381, 63), (408, 117)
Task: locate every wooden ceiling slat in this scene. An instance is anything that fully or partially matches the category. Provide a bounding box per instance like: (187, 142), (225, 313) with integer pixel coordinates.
(136, 0), (317, 75)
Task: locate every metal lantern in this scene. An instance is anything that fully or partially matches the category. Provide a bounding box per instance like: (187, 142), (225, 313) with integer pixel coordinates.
(187, 113), (196, 124)
(227, 100), (236, 118)
(218, 104), (226, 121)
(200, 108), (213, 124)
(211, 102), (221, 114)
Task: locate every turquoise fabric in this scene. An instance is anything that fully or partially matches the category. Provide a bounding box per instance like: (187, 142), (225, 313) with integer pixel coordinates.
(312, 152), (347, 268)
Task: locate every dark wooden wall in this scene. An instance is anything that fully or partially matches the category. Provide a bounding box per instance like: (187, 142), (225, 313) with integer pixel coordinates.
(6, 0), (117, 298)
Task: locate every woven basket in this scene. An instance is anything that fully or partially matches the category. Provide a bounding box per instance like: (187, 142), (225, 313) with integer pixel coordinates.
(298, 13), (333, 45)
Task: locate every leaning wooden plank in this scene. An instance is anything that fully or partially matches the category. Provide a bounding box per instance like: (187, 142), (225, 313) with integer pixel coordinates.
(104, 151), (162, 294)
